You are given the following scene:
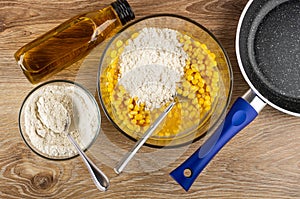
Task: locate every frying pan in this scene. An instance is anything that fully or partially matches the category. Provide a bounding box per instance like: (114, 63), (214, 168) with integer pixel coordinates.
(170, 0), (300, 191)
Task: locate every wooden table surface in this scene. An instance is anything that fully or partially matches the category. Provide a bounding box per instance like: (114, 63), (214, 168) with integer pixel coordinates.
(1, 0), (299, 198)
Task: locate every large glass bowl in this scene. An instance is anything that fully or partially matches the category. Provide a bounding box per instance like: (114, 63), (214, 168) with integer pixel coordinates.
(97, 14), (233, 147)
(19, 80), (101, 160)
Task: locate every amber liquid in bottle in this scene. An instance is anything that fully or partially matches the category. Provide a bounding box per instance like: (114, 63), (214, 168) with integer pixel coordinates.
(15, 0), (134, 84)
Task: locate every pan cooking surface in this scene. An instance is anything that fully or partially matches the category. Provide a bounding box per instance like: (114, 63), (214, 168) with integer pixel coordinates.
(253, 0), (300, 99)
(239, 0), (300, 114)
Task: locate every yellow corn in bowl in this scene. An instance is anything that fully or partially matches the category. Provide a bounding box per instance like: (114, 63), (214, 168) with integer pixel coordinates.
(97, 14), (233, 147)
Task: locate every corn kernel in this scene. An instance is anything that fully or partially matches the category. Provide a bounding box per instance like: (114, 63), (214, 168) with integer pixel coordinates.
(186, 59), (191, 66)
(206, 86), (211, 92)
(192, 98), (198, 105)
(182, 80), (190, 88)
(209, 52), (216, 59)
(116, 40), (123, 47)
(128, 104), (134, 109)
(187, 75), (194, 81)
(124, 99), (130, 106)
(188, 93), (194, 99)
(199, 98), (204, 105)
(183, 44), (189, 51)
(205, 106), (211, 111)
(191, 59), (197, 65)
(194, 72), (201, 80)
(194, 41), (201, 47)
(107, 86), (113, 93)
(203, 100), (211, 107)
(165, 131), (171, 137)
(131, 119), (137, 125)
(191, 63), (198, 71)
(110, 50), (117, 58)
(199, 88), (205, 94)
(176, 103), (182, 109)
(177, 88), (183, 95)
(174, 111), (180, 118)
(118, 47), (124, 54)
(114, 100), (122, 106)
(117, 92), (124, 98)
(130, 111), (138, 115)
(191, 85), (198, 92)
(131, 32), (139, 39)
(134, 114), (143, 121)
(198, 54), (205, 61)
(199, 64), (205, 70)
(139, 119), (145, 125)
(134, 105), (139, 111)
(157, 132), (165, 137)
(185, 39), (192, 45)
(212, 70), (219, 76)
(183, 35), (191, 40)
(201, 44), (207, 50)
(182, 90), (189, 97)
(205, 95), (211, 101)
(140, 104), (146, 109)
(190, 111), (196, 118)
(145, 116), (151, 123)
(205, 70), (213, 77)
(192, 79), (198, 85)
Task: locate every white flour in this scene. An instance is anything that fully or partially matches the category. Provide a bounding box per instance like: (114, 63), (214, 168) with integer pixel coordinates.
(119, 27), (187, 110)
(23, 83), (99, 158)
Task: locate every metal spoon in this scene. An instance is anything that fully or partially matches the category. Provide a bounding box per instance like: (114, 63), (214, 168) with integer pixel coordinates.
(67, 133), (110, 191)
(114, 101), (176, 174)
(64, 114), (110, 191)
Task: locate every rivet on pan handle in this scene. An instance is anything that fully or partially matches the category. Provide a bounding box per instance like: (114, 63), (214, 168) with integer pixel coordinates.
(170, 89), (266, 191)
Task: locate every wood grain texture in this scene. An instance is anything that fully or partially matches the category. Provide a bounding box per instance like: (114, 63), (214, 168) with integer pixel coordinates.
(1, 0), (299, 198)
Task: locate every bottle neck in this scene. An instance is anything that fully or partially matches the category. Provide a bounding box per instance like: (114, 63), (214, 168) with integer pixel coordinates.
(111, 0), (135, 25)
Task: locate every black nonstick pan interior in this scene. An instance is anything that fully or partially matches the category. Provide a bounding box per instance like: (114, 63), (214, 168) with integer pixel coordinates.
(238, 0), (300, 114)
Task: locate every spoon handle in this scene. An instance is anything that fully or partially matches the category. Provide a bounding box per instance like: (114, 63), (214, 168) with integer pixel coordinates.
(67, 134), (110, 191)
(114, 102), (176, 174)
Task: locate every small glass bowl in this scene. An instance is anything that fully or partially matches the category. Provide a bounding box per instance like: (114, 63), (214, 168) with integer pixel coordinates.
(97, 14), (233, 147)
(19, 80), (101, 160)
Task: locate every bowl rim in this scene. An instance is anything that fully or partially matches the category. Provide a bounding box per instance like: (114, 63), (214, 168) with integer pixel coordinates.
(18, 79), (101, 160)
(97, 13), (233, 148)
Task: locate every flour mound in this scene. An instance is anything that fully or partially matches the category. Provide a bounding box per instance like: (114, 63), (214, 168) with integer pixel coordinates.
(119, 27), (187, 110)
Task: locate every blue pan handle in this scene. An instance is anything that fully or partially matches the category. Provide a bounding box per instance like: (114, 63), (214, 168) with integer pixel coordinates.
(170, 90), (266, 191)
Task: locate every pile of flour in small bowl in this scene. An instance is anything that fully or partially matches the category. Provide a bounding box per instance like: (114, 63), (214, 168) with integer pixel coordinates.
(20, 81), (100, 159)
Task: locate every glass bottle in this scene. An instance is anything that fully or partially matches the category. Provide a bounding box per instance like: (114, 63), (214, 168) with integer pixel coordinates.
(14, 0), (135, 84)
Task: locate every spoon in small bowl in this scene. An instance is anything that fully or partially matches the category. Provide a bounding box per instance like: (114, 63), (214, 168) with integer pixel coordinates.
(37, 97), (110, 191)
(64, 113), (110, 192)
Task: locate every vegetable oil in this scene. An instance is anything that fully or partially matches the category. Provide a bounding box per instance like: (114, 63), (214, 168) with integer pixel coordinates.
(14, 0), (135, 84)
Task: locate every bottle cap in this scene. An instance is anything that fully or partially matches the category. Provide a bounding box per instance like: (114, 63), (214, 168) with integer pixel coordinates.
(111, 0), (135, 25)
